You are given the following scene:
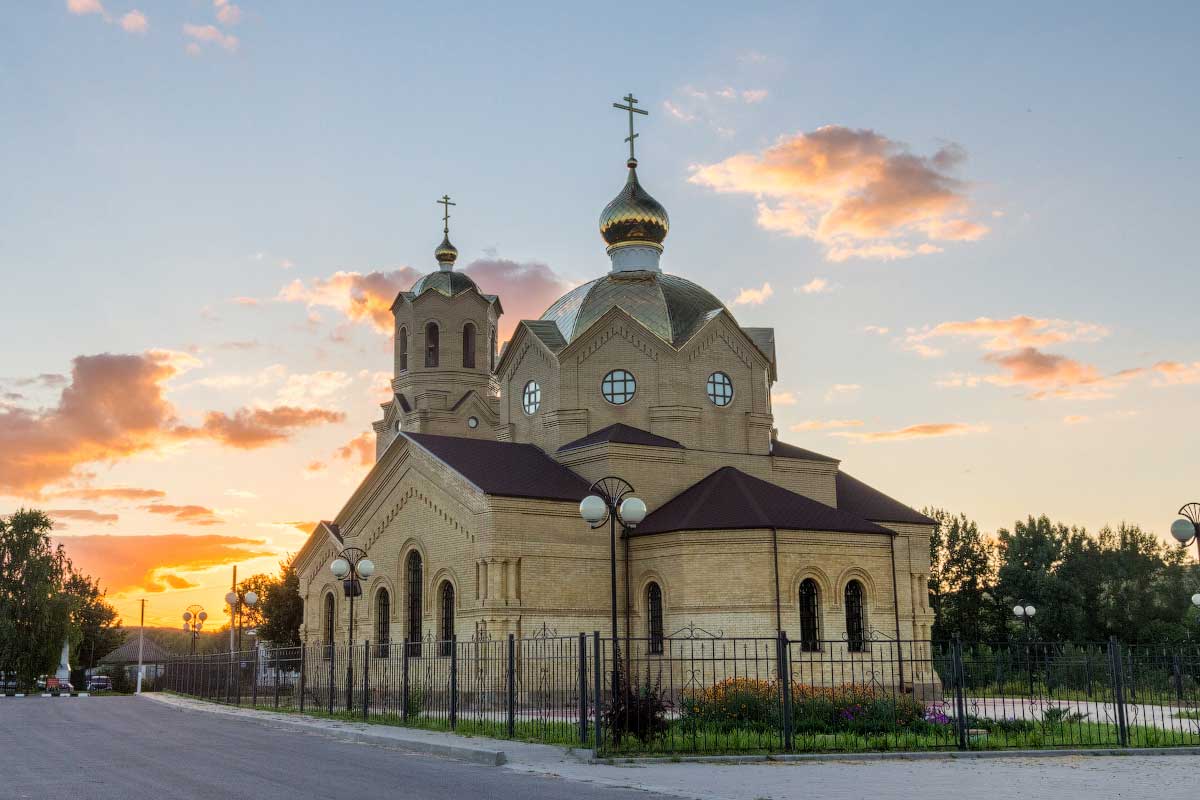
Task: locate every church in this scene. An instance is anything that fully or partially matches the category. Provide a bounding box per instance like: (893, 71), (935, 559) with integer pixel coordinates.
(293, 95), (937, 691)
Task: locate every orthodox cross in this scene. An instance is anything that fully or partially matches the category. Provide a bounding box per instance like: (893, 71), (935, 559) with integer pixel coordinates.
(437, 194), (455, 234)
(612, 93), (648, 162)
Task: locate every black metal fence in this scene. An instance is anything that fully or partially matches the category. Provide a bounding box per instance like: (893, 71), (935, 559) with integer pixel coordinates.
(162, 632), (1200, 756)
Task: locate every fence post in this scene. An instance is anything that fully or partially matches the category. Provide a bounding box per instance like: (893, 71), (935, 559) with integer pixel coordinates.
(952, 635), (969, 751)
(1108, 637), (1128, 747)
(778, 630), (793, 751)
(1173, 652), (1184, 703)
(449, 635), (458, 730)
(578, 632), (589, 746)
(506, 633), (516, 738)
(402, 638), (410, 721)
(298, 646), (307, 713)
(327, 645), (336, 715)
(274, 650), (280, 709)
(251, 647), (259, 707)
(363, 639), (370, 720)
(592, 631), (602, 752)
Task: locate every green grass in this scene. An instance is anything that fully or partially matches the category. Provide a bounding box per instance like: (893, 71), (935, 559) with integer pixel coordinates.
(1174, 710), (1200, 720)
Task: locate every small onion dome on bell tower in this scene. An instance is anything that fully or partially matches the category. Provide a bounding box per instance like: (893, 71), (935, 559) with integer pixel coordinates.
(434, 194), (458, 271)
(602, 93), (668, 273)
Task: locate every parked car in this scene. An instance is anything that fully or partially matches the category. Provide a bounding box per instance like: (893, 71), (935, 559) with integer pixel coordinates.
(86, 676), (112, 692)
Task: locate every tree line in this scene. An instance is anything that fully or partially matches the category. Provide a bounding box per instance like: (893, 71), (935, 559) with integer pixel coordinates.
(926, 509), (1200, 643)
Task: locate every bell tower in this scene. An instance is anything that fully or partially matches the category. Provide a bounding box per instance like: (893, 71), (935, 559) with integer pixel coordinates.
(372, 196), (503, 457)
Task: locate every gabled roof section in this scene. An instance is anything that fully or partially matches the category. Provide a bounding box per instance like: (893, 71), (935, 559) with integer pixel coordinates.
(559, 423), (683, 453)
(742, 327), (777, 381)
(836, 471), (935, 525)
(523, 320), (568, 353)
(634, 466), (891, 536)
(771, 439), (839, 464)
(401, 432), (590, 502)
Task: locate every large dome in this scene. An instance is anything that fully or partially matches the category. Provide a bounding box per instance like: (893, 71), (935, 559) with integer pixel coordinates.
(540, 270), (729, 347)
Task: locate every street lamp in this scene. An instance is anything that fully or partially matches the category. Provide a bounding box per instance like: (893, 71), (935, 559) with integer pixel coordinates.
(1170, 503), (1200, 560)
(579, 477), (646, 703)
(1013, 602), (1037, 697)
(225, 588), (259, 653)
(330, 546), (375, 712)
(182, 605), (208, 655)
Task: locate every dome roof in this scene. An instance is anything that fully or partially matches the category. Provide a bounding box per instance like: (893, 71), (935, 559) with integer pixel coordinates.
(599, 160), (669, 253)
(540, 270), (728, 347)
(410, 269), (480, 298)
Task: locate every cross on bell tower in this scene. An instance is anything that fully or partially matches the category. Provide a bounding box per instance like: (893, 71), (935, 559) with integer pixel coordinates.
(437, 194), (456, 235)
(434, 194), (459, 269)
(612, 93), (648, 165)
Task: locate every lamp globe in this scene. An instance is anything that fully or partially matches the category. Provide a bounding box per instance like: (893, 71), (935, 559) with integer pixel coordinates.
(1171, 518), (1196, 545)
(619, 497), (647, 527)
(579, 495), (606, 524)
(358, 558), (375, 578)
(1013, 605), (1025, 617)
(1025, 605), (1036, 617)
(331, 558), (350, 579)
(225, 591), (238, 606)
(243, 590), (258, 607)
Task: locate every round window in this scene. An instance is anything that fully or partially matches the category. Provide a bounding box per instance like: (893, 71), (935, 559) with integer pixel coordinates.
(522, 381), (541, 415)
(601, 369), (636, 405)
(706, 372), (734, 406)
(467, 416), (479, 429)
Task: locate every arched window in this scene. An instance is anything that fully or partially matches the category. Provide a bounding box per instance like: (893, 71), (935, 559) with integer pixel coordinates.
(462, 323), (476, 369)
(799, 579), (820, 652)
(398, 327), (408, 372)
(439, 582), (455, 657)
(323, 593), (335, 660)
(489, 328), (497, 371)
(406, 552), (423, 656)
(845, 580), (866, 652)
(375, 589), (390, 658)
(646, 582), (664, 654)
(424, 323), (439, 368)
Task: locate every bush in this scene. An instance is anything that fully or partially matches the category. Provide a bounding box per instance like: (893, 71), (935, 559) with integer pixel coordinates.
(681, 678), (779, 732)
(603, 672), (671, 744)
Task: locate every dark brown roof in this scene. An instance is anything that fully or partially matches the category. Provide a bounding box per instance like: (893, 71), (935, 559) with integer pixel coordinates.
(836, 471), (934, 525)
(402, 432), (591, 502)
(99, 637), (174, 665)
(771, 439), (839, 464)
(559, 423), (683, 452)
(634, 466), (891, 536)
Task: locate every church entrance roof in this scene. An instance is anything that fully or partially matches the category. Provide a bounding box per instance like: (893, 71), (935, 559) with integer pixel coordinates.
(401, 432), (590, 502)
(835, 471), (935, 525)
(633, 466), (891, 536)
(558, 423), (684, 453)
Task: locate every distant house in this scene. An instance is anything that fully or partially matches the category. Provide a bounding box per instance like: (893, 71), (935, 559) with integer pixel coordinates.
(99, 638), (175, 686)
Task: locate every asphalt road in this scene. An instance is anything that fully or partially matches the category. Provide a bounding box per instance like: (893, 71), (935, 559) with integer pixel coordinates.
(0, 696), (663, 800)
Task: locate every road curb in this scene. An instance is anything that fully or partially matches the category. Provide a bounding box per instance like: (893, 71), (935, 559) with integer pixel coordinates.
(594, 745), (1200, 765)
(142, 694), (506, 766)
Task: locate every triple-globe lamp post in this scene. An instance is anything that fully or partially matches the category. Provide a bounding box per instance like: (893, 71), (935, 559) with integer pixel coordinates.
(182, 605), (207, 655)
(578, 477), (647, 701)
(1168, 503), (1200, 609)
(330, 546), (375, 711)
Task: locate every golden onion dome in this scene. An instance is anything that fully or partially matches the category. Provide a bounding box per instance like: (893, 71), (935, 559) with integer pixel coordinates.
(599, 158), (669, 253)
(434, 233), (459, 267)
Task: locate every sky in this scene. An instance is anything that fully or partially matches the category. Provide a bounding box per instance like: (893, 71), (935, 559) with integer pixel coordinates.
(2, 1), (1199, 627)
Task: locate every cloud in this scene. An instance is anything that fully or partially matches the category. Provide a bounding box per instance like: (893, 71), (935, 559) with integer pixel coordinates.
(864, 325), (890, 335)
(195, 406), (345, 449)
(0, 352), (345, 495)
(335, 431), (374, 466)
(1151, 360), (1200, 386)
(790, 419), (864, 431)
(770, 390), (796, 406)
(225, 488), (257, 498)
(660, 85), (768, 134)
(56, 533), (273, 594)
(832, 422), (988, 442)
(213, 0), (241, 25)
(663, 101), (697, 122)
(67, 0), (104, 15)
(1063, 415), (1090, 425)
(982, 347), (1102, 388)
(731, 282), (773, 306)
(50, 486), (165, 502)
(142, 503), (222, 526)
(183, 23), (238, 52)
(279, 268), (421, 333)
(47, 509), (119, 525)
(689, 126), (988, 261)
(120, 10), (147, 33)
(231, 296), (260, 306)
(275, 370), (352, 407)
(909, 315), (1110, 352)
(798, 278), (832, 295)
(741, 89), (769, 104)
(904, 342), (945, 359)
(462, 258), (574, 341)
(824, 383), (861, 402)
(304, 460), (326, 474)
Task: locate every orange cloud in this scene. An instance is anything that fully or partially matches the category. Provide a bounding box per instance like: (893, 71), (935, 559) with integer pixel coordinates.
(689, 126), (987, 261)
(58, 533), (274, 595)
(50, 486), (166, 502)
(0, 352), (347, 495)
(832, 422), (988, 442)
(1151, 360), (1200, 386)
(47, 509), (119, 525)
(790, 419), (864, 431)
(911, 316), (1109, 352)
(731, 282), (773, 306)
(461, 259), (573, 341)
(983, 347), (1102, 387)
(335, 431), (374, 466)
(67, 0), (104, 15)
(120, 10), (147, 33)
(143, 503), (222, 526)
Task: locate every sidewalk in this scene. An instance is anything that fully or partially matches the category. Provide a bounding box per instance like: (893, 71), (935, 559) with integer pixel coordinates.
(145, 694), (1200, 800)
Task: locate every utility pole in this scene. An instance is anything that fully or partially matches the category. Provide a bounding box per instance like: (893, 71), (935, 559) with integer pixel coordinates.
(135, 599), (146, 694)
(229, 565), (237, 653)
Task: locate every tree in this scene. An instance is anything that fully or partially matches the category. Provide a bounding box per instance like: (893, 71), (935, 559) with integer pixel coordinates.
(0, 510), (74, 685)
(257, 558), (304, 647)
(65, 572), (124, 671)
(926, 508), (999, 640)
